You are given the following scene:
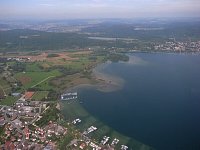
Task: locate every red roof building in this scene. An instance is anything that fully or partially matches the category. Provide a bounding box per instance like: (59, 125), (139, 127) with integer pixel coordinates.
(23, 127), (30, 140)
(24, 92), (35, 100)
(4, 141), (15, 150)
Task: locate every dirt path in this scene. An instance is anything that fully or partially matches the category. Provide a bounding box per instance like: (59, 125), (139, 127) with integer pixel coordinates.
(31, 76), (55, 88)
(0, 85), (7, 96)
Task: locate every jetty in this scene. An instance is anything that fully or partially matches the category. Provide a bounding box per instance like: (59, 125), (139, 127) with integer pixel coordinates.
(61, 92), (78, 101)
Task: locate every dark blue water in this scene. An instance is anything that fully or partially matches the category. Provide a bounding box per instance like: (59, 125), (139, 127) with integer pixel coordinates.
(79, 53), (200, 150)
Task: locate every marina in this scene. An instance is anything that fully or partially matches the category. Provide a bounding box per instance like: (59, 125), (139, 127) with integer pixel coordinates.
(60, 92), (78, 101)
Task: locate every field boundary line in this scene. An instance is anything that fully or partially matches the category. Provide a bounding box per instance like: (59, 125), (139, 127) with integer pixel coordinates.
(31, 76), (55, 88)
(0, 85), (7, 96)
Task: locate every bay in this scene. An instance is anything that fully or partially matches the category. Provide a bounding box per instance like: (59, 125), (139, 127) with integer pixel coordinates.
(78, 53), (200, 150)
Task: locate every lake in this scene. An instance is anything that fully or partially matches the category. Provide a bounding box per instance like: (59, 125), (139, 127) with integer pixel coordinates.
(78, 53), (200, 150)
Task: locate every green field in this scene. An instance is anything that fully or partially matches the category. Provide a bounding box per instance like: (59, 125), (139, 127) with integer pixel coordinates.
(62, 55), (103, 71)
(25, 62), (43, 72)
(61, 100), (153, 150)
(14, 70), (62, 90)
(0, 51), (152, 149)
(0, 78), (12, 96)
(0, 96), (17, 106)
(32, 91), (49, 101)
(0, 89), (4, 99)
(0, 78), (10, 89)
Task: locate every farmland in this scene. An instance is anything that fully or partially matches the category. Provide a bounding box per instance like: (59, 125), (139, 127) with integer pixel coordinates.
(13, 51), (104, 92)
(32, 91), (49, 101)
(0, 96), (17, 106)
(0, 88), (4, 99)
(0, 50), (147, 150)
(15, 70), (61, 90)
(0, 78), (11, 96)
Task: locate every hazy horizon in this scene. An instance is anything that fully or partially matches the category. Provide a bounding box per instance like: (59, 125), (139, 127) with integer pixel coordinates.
(0, 0), (200, 20)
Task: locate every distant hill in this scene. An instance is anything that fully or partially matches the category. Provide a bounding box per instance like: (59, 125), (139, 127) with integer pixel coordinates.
(0, 29), (96, 51)
(0, 19), (200, 52)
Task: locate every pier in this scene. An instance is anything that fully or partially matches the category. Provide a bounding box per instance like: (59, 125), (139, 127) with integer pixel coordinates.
(61, 92), (78, 101)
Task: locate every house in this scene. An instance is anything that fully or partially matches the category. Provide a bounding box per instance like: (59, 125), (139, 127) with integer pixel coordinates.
(0, 116), (5, 126)
(12, 119), (23, 128)
(23, 127), (30, 140)
(11, 93), (21, 97)
(10, 113), (17, 121)
(44, 143), (56, 150)
(44, 145), (53, 150)
(55, 125), (66, 135)
(4, 141), (15, 150)
(80, 143), (86, 149)
(24, 91), (35, 100)
(44, 123), (66, 136)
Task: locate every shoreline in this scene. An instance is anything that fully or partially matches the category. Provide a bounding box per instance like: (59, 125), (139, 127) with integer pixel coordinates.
(60, 99), (153, 150)
(60, 57), (153, 149)
(68, 62), (125, 93)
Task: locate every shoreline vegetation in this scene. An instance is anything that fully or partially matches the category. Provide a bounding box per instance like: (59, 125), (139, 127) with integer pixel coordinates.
(68, 62), (125, 93)
(60, 54), (153, 149)
(60, 62), (153, 150)
(51, 52), (129, 93)
(0, 50), (153, 149)
(1, 19), (200, 149)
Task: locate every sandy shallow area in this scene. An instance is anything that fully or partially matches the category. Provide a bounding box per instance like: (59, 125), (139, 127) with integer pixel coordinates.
(92, 63), (124, 92)
(69, 62), (124, 92)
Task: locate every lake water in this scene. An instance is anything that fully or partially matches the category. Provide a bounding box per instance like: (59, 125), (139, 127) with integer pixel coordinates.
(78, 53), (200, 150)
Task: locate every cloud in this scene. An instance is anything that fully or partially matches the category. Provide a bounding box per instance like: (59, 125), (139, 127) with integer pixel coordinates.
(0, 0), (200, 19)
(39, 3), (54, 7)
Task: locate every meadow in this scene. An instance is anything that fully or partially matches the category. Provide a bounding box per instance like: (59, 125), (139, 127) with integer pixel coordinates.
(32, 91), (49, 101)
(14, 70), (61, 90)
(0, 96), (17, 106)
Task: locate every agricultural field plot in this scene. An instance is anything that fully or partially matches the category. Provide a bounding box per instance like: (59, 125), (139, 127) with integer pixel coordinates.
(0, 88), (5, 99)
(0, 78), (10, 89)
(18, 52), (77, 63)
(0, 78), (12, 96)
(11, 51), (93, 67)
(15, 70), (62, 90)
(51, 73), (96, 91)
(64, 55), (103, 72)
(32, 91), (49, 101)
(25, 62), (43, 72)
(0, 96), (17, 106)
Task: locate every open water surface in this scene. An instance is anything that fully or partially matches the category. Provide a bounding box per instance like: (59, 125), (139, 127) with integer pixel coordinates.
(78, 53), (200, 150)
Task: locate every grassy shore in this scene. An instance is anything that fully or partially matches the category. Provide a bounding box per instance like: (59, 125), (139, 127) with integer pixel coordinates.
(65, 63), (125, 93)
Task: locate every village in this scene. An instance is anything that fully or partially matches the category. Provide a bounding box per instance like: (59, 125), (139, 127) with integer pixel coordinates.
(0, 50), (136, 150)
(154, 40), (200, 52)
(0, 90), (129, 150)
(0, 91), (67, 149)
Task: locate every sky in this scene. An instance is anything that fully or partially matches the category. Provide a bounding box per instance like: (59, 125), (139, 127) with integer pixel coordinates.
(0, 0), (200, 20)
